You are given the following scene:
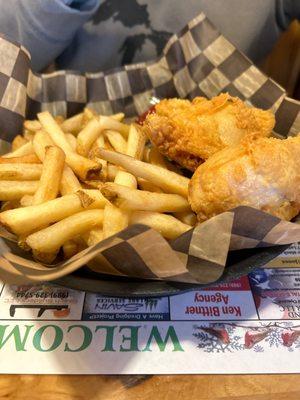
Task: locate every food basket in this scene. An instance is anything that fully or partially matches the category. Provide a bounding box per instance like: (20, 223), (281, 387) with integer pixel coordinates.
(0, 13), (300, 295)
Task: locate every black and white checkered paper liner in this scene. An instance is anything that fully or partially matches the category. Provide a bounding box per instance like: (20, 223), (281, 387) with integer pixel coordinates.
(0, 12), (300, 285)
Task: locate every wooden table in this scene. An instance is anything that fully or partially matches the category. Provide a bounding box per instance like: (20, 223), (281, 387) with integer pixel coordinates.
(1, 375), (299, 400)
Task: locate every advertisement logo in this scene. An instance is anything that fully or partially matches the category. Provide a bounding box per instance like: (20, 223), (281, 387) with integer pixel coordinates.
(0, 285), (85, 320)
(83, 295), (170, 321)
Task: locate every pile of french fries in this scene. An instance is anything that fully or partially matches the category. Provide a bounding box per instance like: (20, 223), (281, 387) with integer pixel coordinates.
(0, 108), (197, 264)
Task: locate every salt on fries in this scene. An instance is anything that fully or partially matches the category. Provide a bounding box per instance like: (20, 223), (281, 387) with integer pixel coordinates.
(0, 108), (196, 264)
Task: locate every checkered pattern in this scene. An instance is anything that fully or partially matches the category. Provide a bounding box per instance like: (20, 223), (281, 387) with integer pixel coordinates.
(0, 13), (299, 142)
(0, 13), (300, 285)
(1, 206), (300, 285)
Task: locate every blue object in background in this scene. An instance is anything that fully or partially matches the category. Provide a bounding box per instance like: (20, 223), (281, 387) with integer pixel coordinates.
(0, 0), (299, 73)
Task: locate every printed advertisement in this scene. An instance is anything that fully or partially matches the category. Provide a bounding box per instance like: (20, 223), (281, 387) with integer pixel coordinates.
(0, 244), (300, 374)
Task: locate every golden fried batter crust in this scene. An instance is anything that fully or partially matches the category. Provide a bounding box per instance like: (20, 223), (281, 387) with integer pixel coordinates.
(188, 136), (300, 222)
(142, 93), (275, 171)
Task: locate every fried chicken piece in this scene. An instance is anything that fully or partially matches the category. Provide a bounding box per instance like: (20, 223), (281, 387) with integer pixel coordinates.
(188, 135), (300, 222)
(142, 93), (275, 171)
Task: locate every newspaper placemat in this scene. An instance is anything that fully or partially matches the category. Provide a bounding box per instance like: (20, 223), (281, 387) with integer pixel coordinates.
(1, 12), (300, 287)
(0, 244), (300, 374)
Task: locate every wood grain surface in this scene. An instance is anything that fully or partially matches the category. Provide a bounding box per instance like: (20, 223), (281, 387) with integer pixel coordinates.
(0, 374), (299, 400)
(261, 19), (300, 97)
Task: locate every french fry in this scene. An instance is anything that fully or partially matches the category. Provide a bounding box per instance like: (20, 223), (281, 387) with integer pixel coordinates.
(148, 147), (172, 170)
(105, 135), (149, 257)
(0, 190), (107, 236)
(23, 130), (35, 142)
(89, 136), (112, 182)
(12, 135), (28, 151)
(143, 146), (151, 162)
(149, 146), (183, 175)
(32, 249), (58, 264)
(103, 171), (137, 238)
(75, 190), (96, 208)
(107, 164), (118, 181)
(85, 110), (125, 125)
(1, 107), (197, 263)
(103, 127), (152, 237)
(101, 183), (190, 212)
(61, 113), (83, 135)
(93, 136), (108, 181)
(55, 115), (65, 124)
(101, 115), (130, 138)
(38, 111), (79, 153)
(33, 130), (81, 194)
(111, 112), (125, 122)
(89, 135), (105, 158)
(66, 151), (101, 180)
(77, 114), (129, 156)
(18, 235), (31, 251)
(2, 142), (35, 158)
(32, 146), (65, 205)
(82, 112), (124, 125)
(83, 107), (97, 125)
(148, 146), (167, 168)
(97, 149), (189, 197)
(26, 209), (104, 254)
(85, 107), (97, 117)
(72, 235), (87, 248)
(0, 181), (39, 201)
(20, 195), (33, 207)
(130, 211), (191, 239)
(115, 170), (137, 188)
(126, 124), (146, 160)
(38, 111), (101, 179)
(105, 130), (127, 153)
(76, 117), (103, 156)
(82, 180), (103, 189)
(24, 120), (42, 132)
(174, 211), (197, 226)
(103, 204), (128, 238)
(104, 138), (114, 151)
(0, 154), (41, 164)
(65, 133), (77, 151)
(84, 228), (103, 246)
(137, 178), (163, 192)
(1, 200), (20, 212)
(60, 165), (82, 195)
(63, 240), (79, 259)
(0, 164), (42, 180)
(32, 130), (54, 160)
